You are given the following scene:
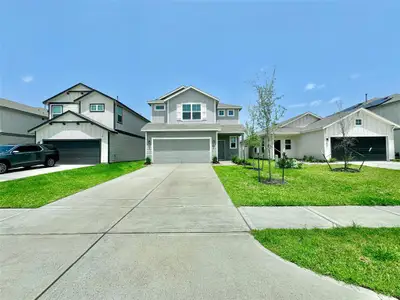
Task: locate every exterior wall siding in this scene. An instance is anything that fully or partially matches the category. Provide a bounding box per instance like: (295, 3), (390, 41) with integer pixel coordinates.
(115, 106), (148, 137)
(79, 92), (115, 129)
(168, 89), (216, 124)
(109, 132), (145, 162)
(46, 84), (92, 103)
(0, 107), (46, 136)
(271, 135), (299, 158)
(151, 104), (167, 123)
(217, 134), (240, 160)
(216, 109), (240, 124)
(297, 130), (325, 159)
(35, 123), (109, 163)
(0, 134), (35, 144)
(283, 114), (320, 128)
(146, 131), (217, 160)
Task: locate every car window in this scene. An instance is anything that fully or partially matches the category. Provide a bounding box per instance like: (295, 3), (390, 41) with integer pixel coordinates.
(14, 145), (41, 153)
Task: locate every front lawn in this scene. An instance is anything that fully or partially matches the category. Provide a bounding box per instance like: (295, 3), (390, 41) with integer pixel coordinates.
(214, 163), (400, 206)
(253, 227), (400, 298)
(0, 161), (145, 208)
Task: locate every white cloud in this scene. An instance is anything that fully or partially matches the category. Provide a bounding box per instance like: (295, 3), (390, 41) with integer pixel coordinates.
(288, 103), (307, 108)
(329, 96), (341, 104)
(310, 100), (322, 107)
(304, 82), (325, 91)
(350, 73), (360, 80)
(21, 75), (33, 83)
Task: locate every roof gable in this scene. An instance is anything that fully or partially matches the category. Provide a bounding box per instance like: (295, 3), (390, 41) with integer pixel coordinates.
(43, 83), (93, 104)
(150, 86), (220, 104)
(279, 112), (321, 128)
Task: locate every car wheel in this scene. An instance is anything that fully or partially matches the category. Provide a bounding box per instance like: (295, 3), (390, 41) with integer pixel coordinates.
(0, 162), (8, 174)
(45, 157), (56, 167)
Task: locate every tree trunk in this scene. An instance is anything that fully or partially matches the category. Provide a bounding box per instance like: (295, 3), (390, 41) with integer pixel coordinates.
(258, 154), (261, 182)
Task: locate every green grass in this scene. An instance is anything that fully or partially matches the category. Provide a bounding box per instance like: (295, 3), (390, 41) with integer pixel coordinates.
(213, 162), (400, 206)
(253, 227), (400, 298)
(0, 161), (145, 208)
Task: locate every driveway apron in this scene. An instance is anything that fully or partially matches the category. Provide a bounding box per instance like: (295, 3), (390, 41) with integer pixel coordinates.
(0, 164), (390, 300)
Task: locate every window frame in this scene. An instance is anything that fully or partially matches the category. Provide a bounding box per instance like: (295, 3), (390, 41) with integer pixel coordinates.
(182, 103), (202, 121)
(285, 139), (292, 150)
(229, 136), (238, 149)
(154, 104), (165, 111)
(116, 106), (123, 124)
(218, 110), (225, 117)
(227, 109), (235, 117)
(355, 119), (362, 126)
(89, 103), (105, 112)
(51, 105), (63, 118)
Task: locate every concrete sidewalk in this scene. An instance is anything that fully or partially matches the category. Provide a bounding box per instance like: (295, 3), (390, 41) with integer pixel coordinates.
(0, 164), (395, 300)
(239, 206), (400, 229)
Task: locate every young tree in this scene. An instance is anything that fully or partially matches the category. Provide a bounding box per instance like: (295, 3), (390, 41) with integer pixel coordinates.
(253, 68), (286, 182)
(334, 101), (357, 170)
(244, 104), (261, 169)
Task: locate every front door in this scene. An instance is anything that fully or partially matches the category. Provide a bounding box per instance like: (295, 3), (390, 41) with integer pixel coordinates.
(274, 140), (281, 158)
(218, 140), (225, 160)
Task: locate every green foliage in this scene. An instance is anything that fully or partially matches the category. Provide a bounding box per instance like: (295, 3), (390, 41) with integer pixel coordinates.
(329, 158), (337, 163)
(231, 155), (239, 164)
(212, 156), (219, 164)
(302, 155), (325, 163)
(0, 161), (145, 208)
(277, 157), (303, 169)
(253, 227), (400, 298)
(145, 157), (152, 165)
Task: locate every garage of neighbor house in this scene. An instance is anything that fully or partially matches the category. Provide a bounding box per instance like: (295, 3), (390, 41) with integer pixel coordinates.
(43, 139), (101, 164)
(331, 137), (387, 161)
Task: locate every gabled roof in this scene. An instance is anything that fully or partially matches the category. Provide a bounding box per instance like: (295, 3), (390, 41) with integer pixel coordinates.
(277, 111), (321, 128)
(342, 94), (400, 111)
(28, 110), (117, 133)
(217, 103), (242, 110)
(43, 82), (149, 123)
(147, 86), (220, 105)
(0, 98), (47, 117)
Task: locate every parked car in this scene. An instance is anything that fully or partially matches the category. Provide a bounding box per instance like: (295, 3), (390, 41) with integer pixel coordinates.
(0, 144), (60, 174)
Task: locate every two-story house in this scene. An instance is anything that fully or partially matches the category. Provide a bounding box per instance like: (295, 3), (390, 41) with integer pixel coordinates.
(258, 108), (399, 161)
(28, 83), (149, 164)
(0, 98), (47, 144)
(141, 86), (245, 163)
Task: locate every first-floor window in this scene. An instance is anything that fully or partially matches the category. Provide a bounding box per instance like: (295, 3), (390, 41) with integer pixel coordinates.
(285, 139), (291, 150)
(230, 136), (238, 149)
(51, 105), (63, 118)
(90, 103), (105, 112)
(182, 103), (201, 120)
(228, 110), (235, 117)
(218, 110), (225, 116)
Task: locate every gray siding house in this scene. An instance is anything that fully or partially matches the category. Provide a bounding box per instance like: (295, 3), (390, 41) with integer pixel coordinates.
(142, 86), (245, 163)
(0, 98), (47, 144)
(28, 83), (149, 164)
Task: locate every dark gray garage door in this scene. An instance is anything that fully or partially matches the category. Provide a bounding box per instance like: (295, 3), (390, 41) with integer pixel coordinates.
(44, 140), (101, 164)
(153, 139), (210, 163)
(331, 137), (387, 161)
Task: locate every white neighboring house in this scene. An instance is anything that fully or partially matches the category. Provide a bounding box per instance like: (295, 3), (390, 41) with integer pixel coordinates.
(259, 108), (400, 161)
(141, 86), (245, 163)
(0, 98), (47, 144)
(28, 83), (149, 164)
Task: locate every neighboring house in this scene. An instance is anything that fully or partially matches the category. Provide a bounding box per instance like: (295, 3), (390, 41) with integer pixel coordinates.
(0, 98), (47, 144)
(141, 86), (245, 163)
(28, 83), (149, 164)
(259, 108), (399, 161)
(342, 94), (400, 156)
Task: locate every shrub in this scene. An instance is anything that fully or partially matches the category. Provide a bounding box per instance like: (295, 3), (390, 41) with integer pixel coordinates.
(231, 156), (239, 164)
(212, 156), (219, 164)
(145, 157), (152, 165)
(277, 157), (303, 169)
(329, 158), (337, 163)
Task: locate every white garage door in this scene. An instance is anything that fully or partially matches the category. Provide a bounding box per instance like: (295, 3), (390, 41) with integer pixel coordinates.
(153, 138), (211, 163)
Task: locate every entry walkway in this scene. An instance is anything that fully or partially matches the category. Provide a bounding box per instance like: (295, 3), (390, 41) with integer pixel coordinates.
(0, 164), (394, 300)
(239, 206), (400, 229)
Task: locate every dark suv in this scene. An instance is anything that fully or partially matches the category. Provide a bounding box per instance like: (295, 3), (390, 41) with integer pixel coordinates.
(0, 144), (60, 174)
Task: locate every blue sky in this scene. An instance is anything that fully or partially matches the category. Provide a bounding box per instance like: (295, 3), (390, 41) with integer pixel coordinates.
(1, 0), (399, 122)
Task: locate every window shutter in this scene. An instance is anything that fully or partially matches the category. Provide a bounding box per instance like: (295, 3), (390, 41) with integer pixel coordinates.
(176, 104), (182, 121)
(201, 103), (207, 120)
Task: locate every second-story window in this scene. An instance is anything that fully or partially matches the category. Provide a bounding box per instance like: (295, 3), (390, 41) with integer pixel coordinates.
(90, 104), (105, 112)
(51, 105), (63, 118)
(116, 106), (123, 124)
(155, 104), (165, 111)
(182, 104), (201, 120)
(228, 110), (235, 117)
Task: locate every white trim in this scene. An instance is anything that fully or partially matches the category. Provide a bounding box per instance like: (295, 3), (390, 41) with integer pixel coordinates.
(218, 109), (225, 117)
(50, 104), (63, 118)
(227, 109), (235, 117)
(151, 137), (212, 163)
(154, 104), (166, 111)
(145, 131), (148, 158)
(161, 86), (220, 103)
(216, 131), (218, 160)
(158, 85), (186, 101)
(355, 118), (362, 126)
(229, 136), (238, 149)
(181, 103), (202, 121)
(167, 102), (169, 123)
(143, 128), (220, 132)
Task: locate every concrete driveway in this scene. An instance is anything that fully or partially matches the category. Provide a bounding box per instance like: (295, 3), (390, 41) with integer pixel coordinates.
(0, 164), (92, 182)
(0, 164), (390, 300)
(360, 161), (400, 170)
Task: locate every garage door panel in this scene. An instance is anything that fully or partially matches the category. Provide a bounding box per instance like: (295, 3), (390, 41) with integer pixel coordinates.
(331, 137), (386, 161)
(153, 139), (210, 163)
(44, 140), (100, 164)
